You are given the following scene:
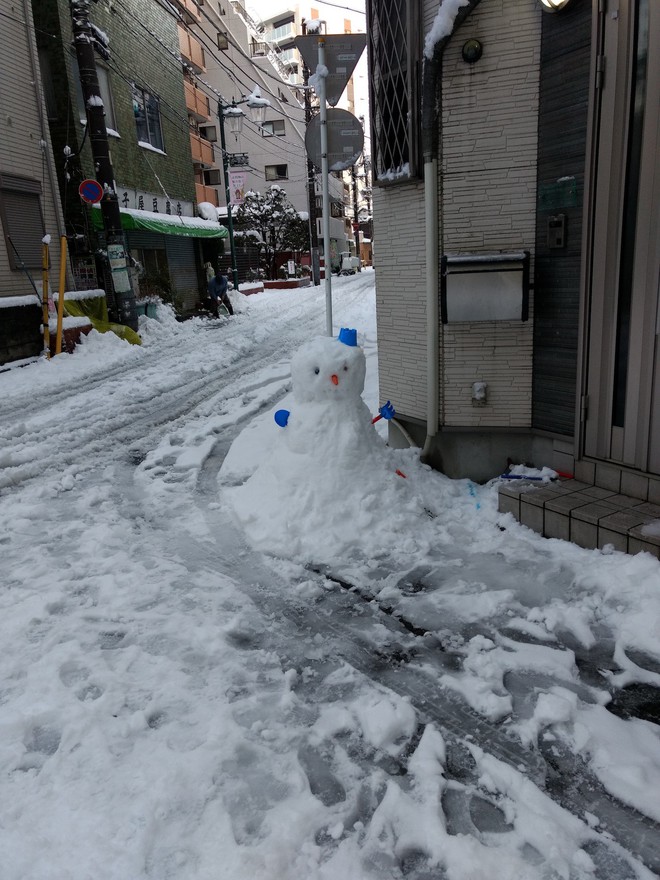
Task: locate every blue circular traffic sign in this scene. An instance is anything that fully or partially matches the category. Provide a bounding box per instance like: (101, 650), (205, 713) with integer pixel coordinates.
(79, 179), (104, 204)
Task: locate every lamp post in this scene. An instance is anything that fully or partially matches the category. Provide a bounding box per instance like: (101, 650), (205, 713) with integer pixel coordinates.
(218, 91), (269, 290)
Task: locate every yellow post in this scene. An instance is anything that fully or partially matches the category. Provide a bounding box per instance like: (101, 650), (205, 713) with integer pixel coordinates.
(41, 238), (51, 359)
(55, 235), (68, 355)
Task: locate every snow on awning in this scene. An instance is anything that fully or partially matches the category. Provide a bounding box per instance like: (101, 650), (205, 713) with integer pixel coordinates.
(91, 205), (228, 239)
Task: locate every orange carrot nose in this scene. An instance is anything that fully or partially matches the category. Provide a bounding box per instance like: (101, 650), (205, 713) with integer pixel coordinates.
(331, 374), (339, 385)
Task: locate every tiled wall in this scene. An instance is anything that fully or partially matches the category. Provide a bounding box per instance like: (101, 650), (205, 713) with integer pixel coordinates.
(440, 0), (540, 428)
(373, 181), (429, 422)
(373, 0), (542, 430)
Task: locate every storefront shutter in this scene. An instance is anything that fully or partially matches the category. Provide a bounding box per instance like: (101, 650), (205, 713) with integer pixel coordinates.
(166, 237), (200, 311)
(0, 175), (45, 269)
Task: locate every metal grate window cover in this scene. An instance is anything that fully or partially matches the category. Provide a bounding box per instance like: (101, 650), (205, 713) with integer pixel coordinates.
(368, 0), (419, 182)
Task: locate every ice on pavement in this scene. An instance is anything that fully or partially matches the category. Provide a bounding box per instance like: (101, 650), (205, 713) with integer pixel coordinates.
(1, 273), (659, 879)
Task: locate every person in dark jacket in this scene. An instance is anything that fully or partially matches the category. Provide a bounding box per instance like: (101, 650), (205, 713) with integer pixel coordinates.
(208, 270), (234, 316)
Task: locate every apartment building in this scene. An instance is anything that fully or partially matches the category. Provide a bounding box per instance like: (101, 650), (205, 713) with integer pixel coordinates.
(249, 1), (371, 265)
(34, 0), (227, 313)
(0, 0), (67, 364)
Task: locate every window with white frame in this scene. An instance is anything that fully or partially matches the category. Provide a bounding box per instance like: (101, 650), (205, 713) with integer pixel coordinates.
(132, 85), (164, 152)
(367, 0), (420, 181)
(265, 164), (288, 180)
(261, 119), (286, 137)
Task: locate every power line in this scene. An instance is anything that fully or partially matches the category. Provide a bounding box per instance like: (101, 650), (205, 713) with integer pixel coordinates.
(107, 0), (310, 167)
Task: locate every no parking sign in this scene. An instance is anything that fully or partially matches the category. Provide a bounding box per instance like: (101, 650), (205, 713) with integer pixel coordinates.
(79, 179), (104, 204)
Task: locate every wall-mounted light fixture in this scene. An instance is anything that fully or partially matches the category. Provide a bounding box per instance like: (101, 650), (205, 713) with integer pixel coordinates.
(462, 39), (483, 64)
(539, 0), (571, 11)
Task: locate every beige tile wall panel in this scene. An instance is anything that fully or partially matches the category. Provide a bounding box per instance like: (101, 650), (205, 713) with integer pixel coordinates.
(373, 181), (429, 421)
(439, 0), (540, 428)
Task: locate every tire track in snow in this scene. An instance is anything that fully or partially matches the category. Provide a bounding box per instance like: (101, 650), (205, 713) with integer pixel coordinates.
(189, 441), (660, 878)
(0, 277), (372, 495)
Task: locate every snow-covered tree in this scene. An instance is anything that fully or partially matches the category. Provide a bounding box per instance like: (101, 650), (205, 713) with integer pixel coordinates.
(233, 185), (308, 279)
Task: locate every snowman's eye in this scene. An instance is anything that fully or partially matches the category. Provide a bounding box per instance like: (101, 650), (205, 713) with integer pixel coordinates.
(314, 367), (320, 374)
(343, 365), (348, 371)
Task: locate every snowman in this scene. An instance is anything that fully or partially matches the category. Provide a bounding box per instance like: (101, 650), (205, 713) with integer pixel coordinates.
(273, 327), (395, 453)
(225, 328), (405, 560)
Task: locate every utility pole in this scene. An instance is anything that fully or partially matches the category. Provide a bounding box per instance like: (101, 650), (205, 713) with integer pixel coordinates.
(69, 0), (137, 330)
(351, 164), (360, 265)
(301, 20), (320, 286)
(218, 102), (239, 291)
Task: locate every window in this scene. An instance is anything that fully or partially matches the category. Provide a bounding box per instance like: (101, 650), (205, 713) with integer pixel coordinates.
(367, 0), (419, 181)
(265, 164), (288, 180)
(132, 85), (165, 152)
(261, 119), (286, 137)
(0, 174), (45, 270)
(217, 31), (229, 50)
(72, 57), (118, 133)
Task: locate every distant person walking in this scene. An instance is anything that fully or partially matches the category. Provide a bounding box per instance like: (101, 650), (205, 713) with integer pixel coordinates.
(208, 269), (234, 317)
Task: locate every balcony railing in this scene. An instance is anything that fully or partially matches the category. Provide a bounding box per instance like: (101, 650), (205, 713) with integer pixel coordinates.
(195, 182), (218, 206)
(178, 24), (206, 72)
(269, 22), (294, 43)
(184, 81), (210, 122)
(171, 0), (201, 23)
(190, 131), (214, 166)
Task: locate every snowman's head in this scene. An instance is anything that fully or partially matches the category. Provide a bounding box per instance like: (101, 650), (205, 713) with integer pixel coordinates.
(291, 334), (366, 403)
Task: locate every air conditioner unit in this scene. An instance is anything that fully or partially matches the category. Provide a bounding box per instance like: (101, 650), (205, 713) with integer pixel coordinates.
(199, 125), (218, 142)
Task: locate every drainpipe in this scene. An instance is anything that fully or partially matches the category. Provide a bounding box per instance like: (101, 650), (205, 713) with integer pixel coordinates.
(420, 55), (442, 465)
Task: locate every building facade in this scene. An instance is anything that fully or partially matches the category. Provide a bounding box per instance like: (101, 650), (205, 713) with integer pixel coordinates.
(367, 0), (659, 504)
(0, 0), (68, 365)
(251, 1), (372, 264)
(35, 0), (227, 314)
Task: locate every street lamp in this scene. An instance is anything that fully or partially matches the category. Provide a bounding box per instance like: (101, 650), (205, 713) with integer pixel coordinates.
(218, 89), (269, 290)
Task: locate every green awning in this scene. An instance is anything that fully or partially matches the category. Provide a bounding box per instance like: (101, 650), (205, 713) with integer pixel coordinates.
(91, 205), (228, 239)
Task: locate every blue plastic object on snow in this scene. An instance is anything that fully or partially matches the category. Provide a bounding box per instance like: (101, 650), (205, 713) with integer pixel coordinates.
(338, 327), (358, 347)
(379, 401), (395, 420)
(274, 409), (290, 427)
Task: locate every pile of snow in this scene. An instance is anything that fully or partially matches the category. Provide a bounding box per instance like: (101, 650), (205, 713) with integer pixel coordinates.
(197, 201), (219, 221)
(223, 331), (434, 562)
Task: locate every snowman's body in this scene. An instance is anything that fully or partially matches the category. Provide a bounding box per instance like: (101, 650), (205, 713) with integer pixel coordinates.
(226, 332), (407, 559)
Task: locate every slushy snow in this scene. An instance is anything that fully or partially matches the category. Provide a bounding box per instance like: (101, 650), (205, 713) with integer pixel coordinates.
(0, 272), (659, 880)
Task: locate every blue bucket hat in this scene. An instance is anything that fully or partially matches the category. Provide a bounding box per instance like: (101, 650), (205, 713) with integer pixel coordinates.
(338, 327), (358, 347)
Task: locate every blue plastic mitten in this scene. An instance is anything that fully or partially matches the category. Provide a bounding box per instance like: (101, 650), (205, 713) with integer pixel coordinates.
(274, 409), (290, 427)
(379, 401), (396, 420)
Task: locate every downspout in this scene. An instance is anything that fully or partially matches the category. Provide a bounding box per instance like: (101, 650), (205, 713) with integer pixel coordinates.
(23, 0), (70, 286)
(420, 54), (442, 464)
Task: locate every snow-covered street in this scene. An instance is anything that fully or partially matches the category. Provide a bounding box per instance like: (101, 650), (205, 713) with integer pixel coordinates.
(1, 272), (659, 880)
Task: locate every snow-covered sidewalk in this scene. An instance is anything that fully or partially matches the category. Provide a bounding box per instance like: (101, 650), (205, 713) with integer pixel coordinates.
(1, 273), (659, 880)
